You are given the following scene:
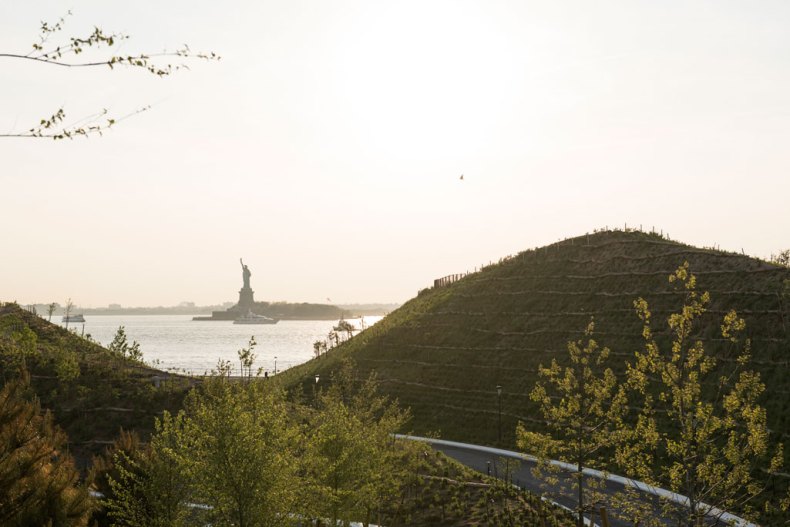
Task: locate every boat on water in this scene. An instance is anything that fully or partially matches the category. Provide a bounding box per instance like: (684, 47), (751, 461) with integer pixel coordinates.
(233, 311), (278, 325)
(62, 314), (86, 323)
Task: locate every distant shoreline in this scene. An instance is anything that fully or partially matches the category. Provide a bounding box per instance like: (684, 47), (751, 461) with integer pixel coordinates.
(26, 303), (399, 318)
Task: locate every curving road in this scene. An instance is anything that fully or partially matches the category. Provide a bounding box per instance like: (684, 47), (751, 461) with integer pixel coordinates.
(397, 435), (754, 527)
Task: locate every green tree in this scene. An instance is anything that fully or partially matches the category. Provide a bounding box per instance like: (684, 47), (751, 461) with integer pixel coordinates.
(169, 376), (299, 527)
(334, 319), (356, 341)
(47, 302), (57, 322)
(0, 11), (218, 140)
(96, 423), (190, 527)
(0, 373), (93, 526)
(89, 429), (145, 527)
(618, 262), (783, 526)
(328, 330), (340, 348)
(305, 361), (411, 527)
(54, 347), (80, 383)
(516, 319), (628, 527)
(771, 249), (790, 268)
(107, 326), (143, 362)
(9, 323), (37, 371)
(237, 336), (257, 379)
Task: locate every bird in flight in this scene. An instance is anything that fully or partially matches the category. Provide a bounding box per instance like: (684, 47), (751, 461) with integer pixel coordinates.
(459, 174), (464, 181)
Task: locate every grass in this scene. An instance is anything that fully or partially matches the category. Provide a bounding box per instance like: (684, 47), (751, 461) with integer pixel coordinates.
(279, 229), (790, 520)
(1, 305), (574, 526)
(0, 303), (192, 468)
(384, 447), (574, 526)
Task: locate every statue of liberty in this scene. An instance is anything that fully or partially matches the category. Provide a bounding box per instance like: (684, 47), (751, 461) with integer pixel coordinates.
(240, 258), (251, 289)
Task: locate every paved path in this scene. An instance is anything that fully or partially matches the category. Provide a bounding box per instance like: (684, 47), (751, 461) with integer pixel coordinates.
(432, 443), (643, 527)
(398, 435), (754, 527)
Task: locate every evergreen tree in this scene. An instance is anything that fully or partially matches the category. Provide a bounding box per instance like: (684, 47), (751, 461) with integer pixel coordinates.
(90, 428), (189, 527)
(0, 373), (93, 526)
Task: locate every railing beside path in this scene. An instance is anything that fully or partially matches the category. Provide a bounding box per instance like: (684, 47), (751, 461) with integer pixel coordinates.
(397, 434), (756, 527)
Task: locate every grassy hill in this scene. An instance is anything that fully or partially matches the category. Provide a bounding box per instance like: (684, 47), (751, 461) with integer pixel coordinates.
(279, 229), (790, 508)
(0, 303), (578, 526)
(0, 303), (192, 467)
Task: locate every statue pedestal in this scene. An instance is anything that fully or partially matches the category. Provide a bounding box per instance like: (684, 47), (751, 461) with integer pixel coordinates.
(237, 287), (255, 311)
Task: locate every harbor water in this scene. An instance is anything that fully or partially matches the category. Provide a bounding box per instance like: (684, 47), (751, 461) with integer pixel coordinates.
(57, 315), (382, 376)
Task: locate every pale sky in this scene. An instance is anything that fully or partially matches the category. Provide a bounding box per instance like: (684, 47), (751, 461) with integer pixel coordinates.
(2, 1), (789, 307)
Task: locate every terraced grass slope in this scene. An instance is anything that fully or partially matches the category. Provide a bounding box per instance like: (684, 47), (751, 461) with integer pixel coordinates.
(280, 230), (789, 488)
(0, 303), (191, 467)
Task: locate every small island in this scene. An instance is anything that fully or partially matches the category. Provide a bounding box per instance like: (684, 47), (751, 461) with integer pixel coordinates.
(193, 260), (347, 321)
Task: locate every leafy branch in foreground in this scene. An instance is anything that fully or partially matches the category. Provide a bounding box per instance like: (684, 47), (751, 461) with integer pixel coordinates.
(0, 11), (219, 140)
(516, 319), (633, 527)
(618, 262), (783, 526)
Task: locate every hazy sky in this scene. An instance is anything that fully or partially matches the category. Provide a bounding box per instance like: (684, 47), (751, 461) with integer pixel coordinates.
(2, 1), (789, 307)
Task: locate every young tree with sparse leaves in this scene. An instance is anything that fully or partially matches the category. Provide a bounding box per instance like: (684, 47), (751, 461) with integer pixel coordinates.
(237, 336), (257, 379)
(516, 319), (629, 527)
(618, 262), (783, 526)
(107, 326), (143, 362)
(64, 297), (74, 330)
(335, 319), (356, 341)
(771, 249), (790, 268)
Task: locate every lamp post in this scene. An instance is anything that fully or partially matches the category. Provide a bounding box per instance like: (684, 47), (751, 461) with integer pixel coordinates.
(274, 356), (278, 375)
(496, 385), (503, 444)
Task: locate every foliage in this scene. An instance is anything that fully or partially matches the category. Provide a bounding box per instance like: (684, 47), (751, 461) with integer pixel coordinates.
(103, 424), (191, 527)
(334, 319), (356, 341)
(313, 339), (323, 358)
(0, 303), (573, 526)
(305, 360), (412, 526)
(0, 373), (93, 526)
(107, 326), (143, 363)
(164, 377), (299, 527)
(100, 359), (544, 527)
(618, 262), (783, 526)
(517, 319), (629, 527)
(277, 230), (790, 522)
(0, 304), (192, 470)
(380, 448), (576, 527)
(0, 11), (219, 139)
(237, 336), (257, 379)
(0, 316), (38, 372)
(54, 346), (81, 383)
(771, 249), (790, 268)
(88, 430), (145, 526)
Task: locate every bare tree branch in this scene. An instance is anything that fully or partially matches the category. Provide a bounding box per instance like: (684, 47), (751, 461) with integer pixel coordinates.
(1, 11), (218, 140)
